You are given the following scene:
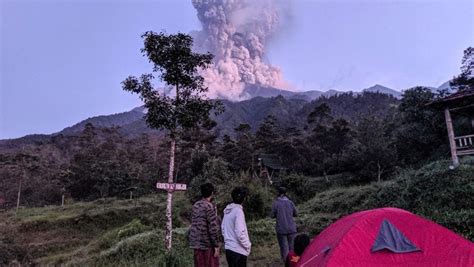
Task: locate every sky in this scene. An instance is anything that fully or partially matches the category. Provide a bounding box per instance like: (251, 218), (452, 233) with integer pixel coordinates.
(1, 0), (473, 139)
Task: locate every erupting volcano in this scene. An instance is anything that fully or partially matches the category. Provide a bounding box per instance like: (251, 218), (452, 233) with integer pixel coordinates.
(191, 0), (292, 100)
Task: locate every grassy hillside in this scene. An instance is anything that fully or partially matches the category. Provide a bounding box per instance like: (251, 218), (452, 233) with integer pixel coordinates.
(1, 159), (472, 266)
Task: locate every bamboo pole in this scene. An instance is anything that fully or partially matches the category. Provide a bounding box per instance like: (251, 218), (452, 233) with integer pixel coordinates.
(444, 108), (460, 167)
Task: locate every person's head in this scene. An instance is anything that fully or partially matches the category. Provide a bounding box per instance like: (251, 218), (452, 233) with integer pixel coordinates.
(294, 233), (310, 256)
(200, 183), (214, 199)
(277, 186), (287, 196)
(231, 187), (248, 205)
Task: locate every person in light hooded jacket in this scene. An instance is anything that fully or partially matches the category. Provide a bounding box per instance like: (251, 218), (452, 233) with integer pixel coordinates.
(221, 187), (251, 267)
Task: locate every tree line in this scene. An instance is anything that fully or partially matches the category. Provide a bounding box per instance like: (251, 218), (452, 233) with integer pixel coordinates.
(0, 87), (459, 207)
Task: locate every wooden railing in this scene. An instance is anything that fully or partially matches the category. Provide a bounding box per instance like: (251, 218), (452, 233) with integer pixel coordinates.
(455, 134), (474, 156)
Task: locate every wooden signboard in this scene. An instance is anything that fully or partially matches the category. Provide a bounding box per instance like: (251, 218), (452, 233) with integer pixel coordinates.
(156, 183), (187, 192)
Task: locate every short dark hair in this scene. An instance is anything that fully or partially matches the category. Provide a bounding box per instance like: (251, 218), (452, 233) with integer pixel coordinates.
(277, 186), (287, 195)
(200, 183), (214, 198)
(231, 187), (248, 204)
(294, 233), (310, 256)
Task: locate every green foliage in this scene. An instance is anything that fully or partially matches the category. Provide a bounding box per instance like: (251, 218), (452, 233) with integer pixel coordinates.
(0, 241), (28, 265)
(394, 87), (448, 165)
(450, 47), (474, 91)
(65, 125), (133, 201)
(91, 231), (192, 267)
(95, 219), (151, 251)
(122, 31), (221, 134)
(255, 115), (280, 152)
(298, 160), (474, 240)
(427, 209), (474, 241)
(276, 173), (355, 203)
(247, 219), (275, 245)
(307, 103), (332, 125)
(187, 157), (232, 203)
(296, 213), (340, 237)
(352, 116), (397, 182)
(243, 179), (273, 221)
(1, 158), (472, 266)
(375, 160), (474, 212)
(300, 183), (383, 215)
(117, 219), (150, 241)
(220, 124), (255, 171)
(191, 167), (274, 220)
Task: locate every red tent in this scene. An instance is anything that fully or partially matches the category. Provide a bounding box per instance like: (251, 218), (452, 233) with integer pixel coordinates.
(297, 208), (474, 267)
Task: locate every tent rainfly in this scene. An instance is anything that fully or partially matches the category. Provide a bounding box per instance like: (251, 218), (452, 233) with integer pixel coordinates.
(297, 207), (474, 267)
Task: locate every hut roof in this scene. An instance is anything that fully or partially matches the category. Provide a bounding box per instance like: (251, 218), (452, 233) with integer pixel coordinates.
(428, 89), (474, 110)
(259, 154), (285, 170)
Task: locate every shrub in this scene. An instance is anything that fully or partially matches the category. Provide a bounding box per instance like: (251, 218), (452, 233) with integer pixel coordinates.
(299, 160), (474, 240)
(277, 172), (357, 203)
(427, 209), (474, 241)
(90, 231), (192, 267)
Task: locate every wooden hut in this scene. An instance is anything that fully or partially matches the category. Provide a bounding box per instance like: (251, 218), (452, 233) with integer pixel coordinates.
(257, 154), (285, 184)
(429, 89), (474, 167)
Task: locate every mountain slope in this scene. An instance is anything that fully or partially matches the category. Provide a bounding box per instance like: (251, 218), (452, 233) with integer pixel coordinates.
(0, 89), (401, 147)
(60, 107), (148, 136)
(363, 84), (402, 98)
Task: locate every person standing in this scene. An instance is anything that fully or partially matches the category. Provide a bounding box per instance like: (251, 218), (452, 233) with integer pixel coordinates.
(272, 186), (298, 261)
(189, 183), (220, 267)
(222, 187), (251, 267)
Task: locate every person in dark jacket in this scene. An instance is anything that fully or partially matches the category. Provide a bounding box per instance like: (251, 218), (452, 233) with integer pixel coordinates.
(272, 186), (298, 261)
(189, 183), (220, 267)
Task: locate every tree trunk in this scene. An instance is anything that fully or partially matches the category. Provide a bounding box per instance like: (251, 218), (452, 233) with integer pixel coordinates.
(165, 137), (176, 252)
(16, 178), (22, 214)
(377, 161), (382, 183)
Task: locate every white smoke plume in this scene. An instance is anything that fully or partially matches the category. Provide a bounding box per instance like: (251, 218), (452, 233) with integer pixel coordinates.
(192, 0), (292, 100)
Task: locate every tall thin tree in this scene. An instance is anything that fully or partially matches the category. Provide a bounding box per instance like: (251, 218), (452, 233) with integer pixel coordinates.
(122, 31), (222, 251)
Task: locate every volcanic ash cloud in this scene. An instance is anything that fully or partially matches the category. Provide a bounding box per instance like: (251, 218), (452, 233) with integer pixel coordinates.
(192, 0), (291, 100)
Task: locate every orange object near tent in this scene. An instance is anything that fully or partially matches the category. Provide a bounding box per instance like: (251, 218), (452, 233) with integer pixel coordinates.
(297, 208), (474, 267)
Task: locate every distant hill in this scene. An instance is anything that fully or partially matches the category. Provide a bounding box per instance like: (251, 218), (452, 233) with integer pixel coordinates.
(437, 80), (453, 92)
(54, 91), (398, 138)
(242, 84), (297, 99)
(0, 91), (400, 150)
(363, 84), (402, 99)
(244, 83), (400, 101)
(60, 107), (150, 136)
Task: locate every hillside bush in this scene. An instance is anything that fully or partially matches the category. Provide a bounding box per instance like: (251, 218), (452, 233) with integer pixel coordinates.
(299, 160), (474, 240)
(90, 231), (192, 267)
(276, 172), (356, 203)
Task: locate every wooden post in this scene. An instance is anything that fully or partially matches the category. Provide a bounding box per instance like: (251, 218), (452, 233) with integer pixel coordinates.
(16, 151), (26, 215)
(61, 194), (65, 207)
(16, 178), (22, 214)
(444, 108), (459, 167)
(165, 138), (176, 252)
